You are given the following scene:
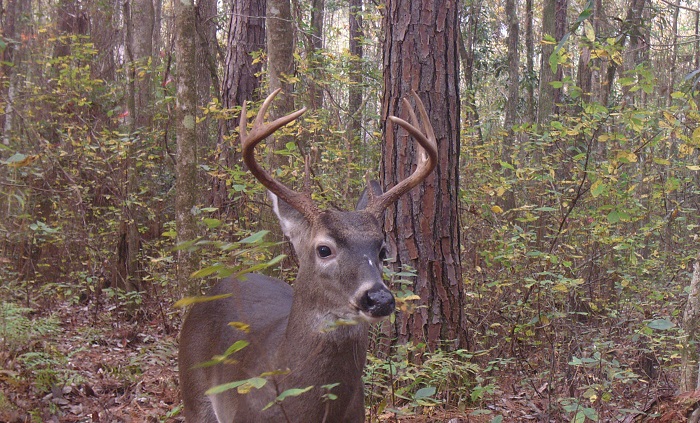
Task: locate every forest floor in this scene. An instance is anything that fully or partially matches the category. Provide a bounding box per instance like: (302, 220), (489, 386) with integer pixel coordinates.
(1, 297), (697, 422)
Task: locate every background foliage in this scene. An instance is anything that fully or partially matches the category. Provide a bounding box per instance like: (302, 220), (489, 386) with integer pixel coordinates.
(0, 0), (699, 421)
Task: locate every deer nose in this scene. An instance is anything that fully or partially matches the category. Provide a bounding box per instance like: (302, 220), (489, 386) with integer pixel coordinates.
(360, 286), (395, 318)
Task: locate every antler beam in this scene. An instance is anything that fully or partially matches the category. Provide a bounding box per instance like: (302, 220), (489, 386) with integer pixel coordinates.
(365, 91), (438, 217)
(239, 89), (318, 218)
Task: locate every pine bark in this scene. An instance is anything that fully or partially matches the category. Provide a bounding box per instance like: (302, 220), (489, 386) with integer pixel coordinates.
(214, 0), (266, 211)
(382, 0), (467, 349)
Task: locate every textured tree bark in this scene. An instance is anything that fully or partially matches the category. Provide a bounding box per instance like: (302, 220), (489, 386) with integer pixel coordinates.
(214, 0), (266, 211)
(1, 0), (31, 145)
(221, 0), (266, 121)
(115, 0), (146, 292)
(175, 0), (199, 295)
(382, 0), (467, 349)
(131, 0), (154, 130)
(601, 0), (646, 107)
(307, 0), (325, 109)
(348, 0), (363, 135)
(524, 0), (535, 122)
(681, 254), (700, 391)
(459, 0), (482, 140)
(502, 0), (519, 212)
(266, 0), (297, 167)
(266, 0), (296, 122)
(195, 0), (217, 149)
(346, 0), (363, 197)
(537, 0), (567, 126)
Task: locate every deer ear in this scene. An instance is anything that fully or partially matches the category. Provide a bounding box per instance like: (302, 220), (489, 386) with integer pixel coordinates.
(269, 191), (309, 249)
(356, 180), (383, 212)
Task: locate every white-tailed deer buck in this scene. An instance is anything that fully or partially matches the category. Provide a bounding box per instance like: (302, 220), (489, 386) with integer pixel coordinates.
(178, 89), (437, 422)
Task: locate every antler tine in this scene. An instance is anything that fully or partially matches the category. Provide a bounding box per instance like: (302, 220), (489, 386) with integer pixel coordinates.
(239, 89), (317, 218)
(366, 91), (438, 217)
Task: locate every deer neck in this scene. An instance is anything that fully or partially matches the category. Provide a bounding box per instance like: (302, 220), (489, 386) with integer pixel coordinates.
(279, 281), (370, 385)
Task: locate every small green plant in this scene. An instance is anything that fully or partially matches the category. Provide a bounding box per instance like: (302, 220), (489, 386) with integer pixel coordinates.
(365, 344), (482, 418)
(0, 302), (60, 356)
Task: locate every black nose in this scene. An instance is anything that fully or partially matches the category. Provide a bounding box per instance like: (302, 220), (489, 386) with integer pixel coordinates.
(360, 286), (395, 318)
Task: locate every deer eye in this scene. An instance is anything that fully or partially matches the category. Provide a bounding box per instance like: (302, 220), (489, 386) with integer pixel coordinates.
(317, 245), (333, 258)
(379, 247), (388, 261)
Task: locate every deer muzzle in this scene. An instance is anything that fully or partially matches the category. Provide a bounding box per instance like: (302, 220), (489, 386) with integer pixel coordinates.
(359, 285), (395, 319)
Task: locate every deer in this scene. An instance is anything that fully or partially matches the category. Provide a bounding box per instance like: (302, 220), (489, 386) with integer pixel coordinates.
(178, 88), (437, 423)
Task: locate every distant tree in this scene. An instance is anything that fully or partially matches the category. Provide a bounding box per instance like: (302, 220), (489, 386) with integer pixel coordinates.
(214, 0), (266, 210)
(537, 0), (567, 126)
(347, 0), (363, 144)
(306, 0), (324, 108)
(266, 0), (295, 125)
(1, 0), (31, 145)
(195, 0), (217, 150)
(266, 0), (298, 179)
(382, 0), (467, 349)
(174, 0), (199, 294)
(459, 0), (482, 138)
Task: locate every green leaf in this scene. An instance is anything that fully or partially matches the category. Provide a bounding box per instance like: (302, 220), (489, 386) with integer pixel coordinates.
(647, 318), (674, 331)
(414, 386), (436, 399)
(590, 180), (607, 197)
(263, 386), (314, 410)
(550, 80), (564, 89)
(239, 230), (270, 244)
(572, 410), (586, 423)
(607, 210), (620, 223)
(205, 376), (265, 395)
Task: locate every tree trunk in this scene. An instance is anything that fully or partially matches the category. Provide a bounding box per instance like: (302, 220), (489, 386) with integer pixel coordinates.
(667, 0), (681, 106)
(131, 0), (154, 130)
(460, 0), (482, 141)
(175, 0), (199, 295)
(348, 0), (363, 135)
(502, 0), (519, 212)
(266, 0), (298, 182)
(681, 254), (700, 391)
(505, 0), (519, 131)
(214, 0), (266, 211)
(266, 0), (296, 127)
(306, 0), (324, 109)
(346, 0), (363, 196)
(601, 0), (646, 107)
(524, 0), (535, 123)
(113, 0), (154, 293)
(1, 0), (31, 145)
(537, 0), (567, 126)
(195, 0), (217, 149)
(382, 0), (467, 350)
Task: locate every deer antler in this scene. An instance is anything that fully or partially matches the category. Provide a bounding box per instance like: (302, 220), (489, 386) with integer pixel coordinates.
(239, 89), (318, 218)
(365, 91), (438, 217)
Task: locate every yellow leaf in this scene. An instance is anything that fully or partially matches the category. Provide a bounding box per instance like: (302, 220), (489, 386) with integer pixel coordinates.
(174, 293), (233, 308)
(401, 295), (421, 301)
(584, 21), (595, 42)
(7, 154), (39, 168)
(491, 205), (503, 214)
(692, 127), (700, 146)
(687, 165), (700, 171)
(228, 321), (251, 333)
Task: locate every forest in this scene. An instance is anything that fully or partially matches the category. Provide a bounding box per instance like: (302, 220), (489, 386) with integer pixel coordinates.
(1, 0), (700, 421)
